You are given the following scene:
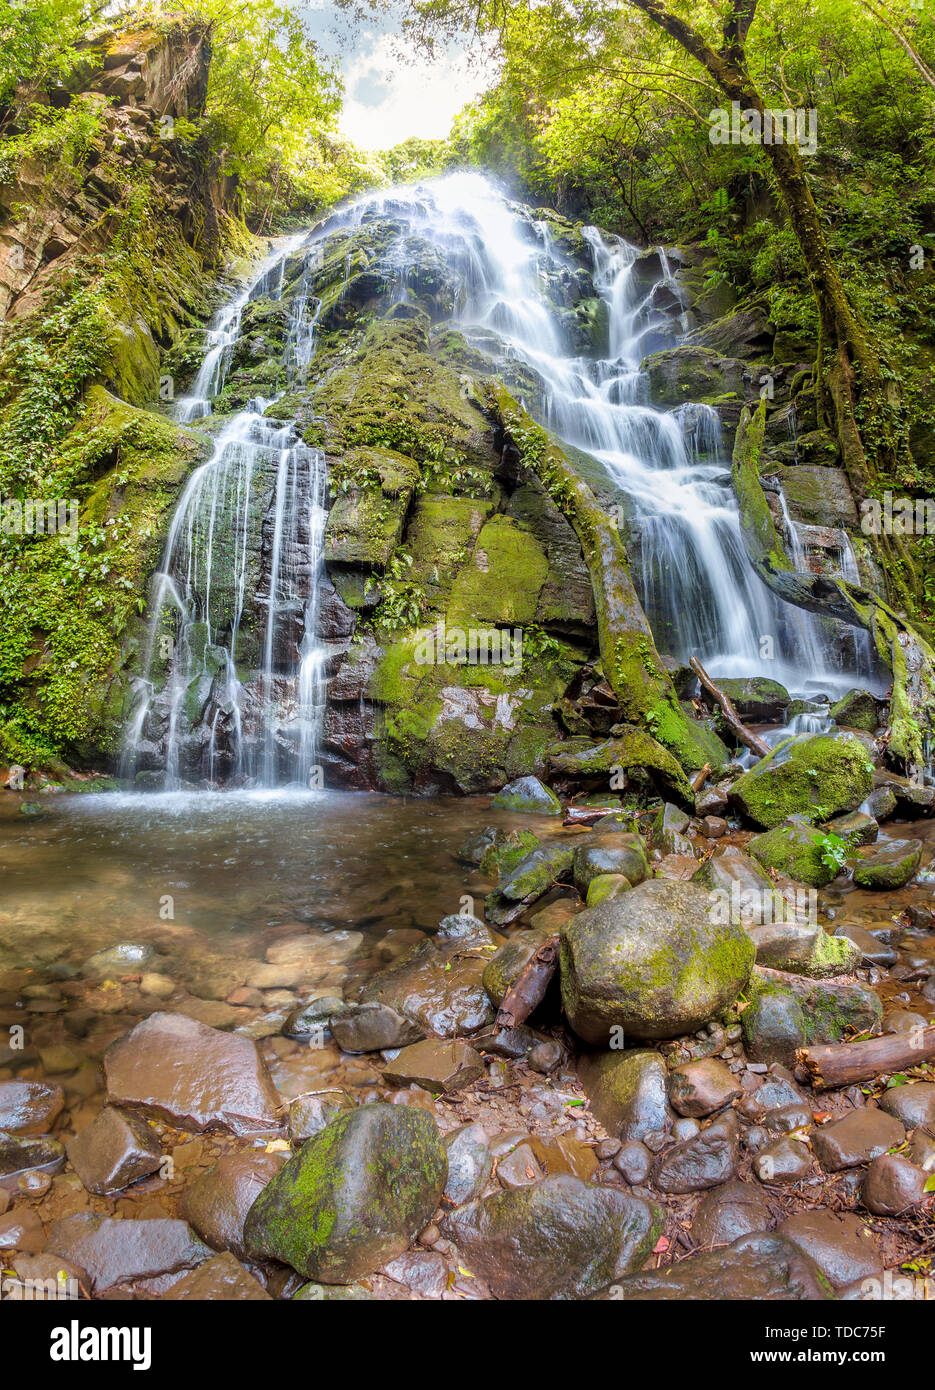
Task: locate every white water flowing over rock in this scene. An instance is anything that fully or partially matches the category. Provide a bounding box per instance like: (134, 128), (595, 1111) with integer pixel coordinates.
(124, 172), (876, 789)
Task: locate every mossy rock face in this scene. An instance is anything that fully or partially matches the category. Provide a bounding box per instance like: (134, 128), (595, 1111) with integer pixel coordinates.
(585, 873), (632, 907)
(491, 842), (576, 909)
(747, 922), (860, 978)
(741, 974), (882, 1065)
(441, 1175), (663, 1300)
(746, 823), (839, 889)
(559, 879), (755, 1043)
(829, 688), (879, 734)
(729, 734), (874, 829)
(447, 516), (550, 627)
(548, 728), (694, 807)
(490, 775), (562, 815)
(852, 838), (922, 889)
(715, 677), (790, 723)
(243, 1103), (447, 1283)
(640, 345), (747, 407)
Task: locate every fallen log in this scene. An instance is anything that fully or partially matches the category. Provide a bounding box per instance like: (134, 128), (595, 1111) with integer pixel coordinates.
(691, 763), (711, 793)
(495, 936), (560, 1031)
(562, 805), (622, 827)
(796, 1026), (935, 1091)
(689, 656), (771, 759)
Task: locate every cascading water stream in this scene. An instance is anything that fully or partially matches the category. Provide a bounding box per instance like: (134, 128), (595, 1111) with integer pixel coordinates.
(124, 172), (880, 790)
(124, 239), (328, 788)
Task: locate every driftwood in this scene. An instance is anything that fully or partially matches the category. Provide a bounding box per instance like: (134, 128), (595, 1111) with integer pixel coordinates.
(689, 656), (771, 758)
(562, 805), (620, 827)
(691, 763), (711, 793)
(796, 1026), (935, 1091)
(495, 936), (560, 1031)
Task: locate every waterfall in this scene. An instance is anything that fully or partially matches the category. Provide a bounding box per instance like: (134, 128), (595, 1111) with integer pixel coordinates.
(124, 171), (879, 790)
(124, 240), (328, 789)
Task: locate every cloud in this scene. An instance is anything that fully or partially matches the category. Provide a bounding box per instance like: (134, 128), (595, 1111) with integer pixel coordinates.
(284, 2), (495, 149)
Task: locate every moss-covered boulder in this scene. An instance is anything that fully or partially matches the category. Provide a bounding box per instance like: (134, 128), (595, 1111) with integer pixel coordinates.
(490, 776), (561, 815)
(572, 832), (649, 895)
(559, 879), (755, 1043)
(729, 734), (874, 829)
(741, 974), (882, 1065)
(476, 828), (540, 877)
(549, 728), (695, 807)
(852, 838), (922, 889)
(715, 677), (790, 723)
(640, 345), (747, 407)
(747, 922), (860, 978)
(829, 688), (879, 733)
(441, 1175), (663, 1300)
(243, 1104), (446, 1283)
(747, 823), (840, 889)
(485, 843), (576, 924)
(585, 873), (632, 906)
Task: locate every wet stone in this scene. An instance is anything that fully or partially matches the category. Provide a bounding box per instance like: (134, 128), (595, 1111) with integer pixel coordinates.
(46, 1213), (211, 1293)
(288, 1092), (353, 1143)
(691, 1177), (771, 1247)
(651, 1115), (739, 1194)
(668, 1057), (741, 1117)
(161, 1251), (271, 1300)
(833, 924), (897, 967)
(613, 1141), (652, 1184)
(83, 943), (157, 978)
(762, 1103), (813, 1133)
(496, 1142), (544, 1188)
(778, 1211), (883, 1289)
(244, 1103), (447, 1283)
(382, 1250), (448, 1297)
(104, 1010), (283, 1136)
(812, 1109), (906, 1172)
(0, 1080), (64, 1135)
(329, 1001), (424, 1052)
(599, 1232), (834, 1300)
(443, 1175), (662, 1300)
(66, 1106), (163, 1196)
(877, 1082), (935, 1130)
(383, 1038), (484, 1094)
(577, 1048), (670, 1141)
(443, 1123), (493, 1205)
(0, 1132), (66, 1186)
(861, 1153), (929, 1215)
(283, 996), (347, 1038)
(0, 1207), (46, 1254)
(853, 838), (922, 890)
(752, 1137), (813, 1185)
(181, 1150), (289, 1260)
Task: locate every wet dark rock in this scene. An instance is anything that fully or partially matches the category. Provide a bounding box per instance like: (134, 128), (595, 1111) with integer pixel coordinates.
(0, 1207), (46, 1253)
(382, 1249), (448, 1297)
(861, 1154), (929, 1215)
(668, 1058), (741, 1117)
(359, 920), (496, 1037)
(572, 833), (648, 895)
(3, 1252), (87, 1299)
(293, 1280), (373, 1300)
(812, 1109), (906, 1171)
(715, 677), (790, 723)
(778, 1211), (882, 1288)
(288, 1093), (353, 1143)
(749, 921), (859, 977)
(490, 776), (561, 815)
(599, 1232), (834, 1299)
(824, 810), (878, 845)
(182, 1150), (288, 1259)
(0, 1132), (66, 1186)
(613, 1141), (653, 1183)
(46, 1214), (211, 1293)
(329, 1001), (423, 1052)
(696, 788), (728, 816)
(528, 1039), (564, 1073)
(833, 924), (897, 967)
(560, 879), (754, 1044)
(442, 1175), (662, 1300)
(651, 802), (692, 856)
(691, 1177), (771, 1246)
(742, 975), (882, 1066)
(383, 1039), (485, 1094)
(853, 838), (922, 890)
(66, 1106), (163, 1195)
(701, 816), (728, 838)
(906, 904), (935, 929)
(577, 1048), (671, 1141)
(907, 1127), (935, 1170)
(457, 826), (501, 866)
(672, 1116), (701, 1141)
(244, 1103), (447, 1283)
(762, 1103), (812, 1133)
(496, 1142), (544, 1188)
(752, 1136), (813, 1185)
(283, 996), (348, 1038)
(0, 1080), (64, 1135)
(443, 1123), (493, 1205)
(162, 1251), (272, 1300)
(104, 1011), (282, 1136)
(877, 1082), (935, 1130)
(487, 844), (576, 924)
(651, 1114), (739, 1193)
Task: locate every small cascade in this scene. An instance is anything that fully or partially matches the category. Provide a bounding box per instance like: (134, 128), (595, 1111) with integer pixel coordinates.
(123, 239), (328, 789)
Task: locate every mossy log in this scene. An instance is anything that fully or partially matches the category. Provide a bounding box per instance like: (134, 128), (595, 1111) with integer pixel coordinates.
(486, 382), (711, 775)
(732, 401), (935, 776)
